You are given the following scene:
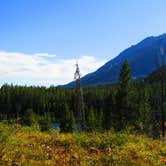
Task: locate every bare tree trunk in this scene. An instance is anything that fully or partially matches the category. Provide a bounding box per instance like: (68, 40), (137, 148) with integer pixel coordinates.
(74, 62), (86, 131)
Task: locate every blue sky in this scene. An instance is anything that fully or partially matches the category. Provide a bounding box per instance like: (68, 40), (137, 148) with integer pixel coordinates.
(0, 0), (166, 86)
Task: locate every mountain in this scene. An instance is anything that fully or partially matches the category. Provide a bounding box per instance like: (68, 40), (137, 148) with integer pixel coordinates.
(64, 34), (166, 88)
(144, 65), (166, 83)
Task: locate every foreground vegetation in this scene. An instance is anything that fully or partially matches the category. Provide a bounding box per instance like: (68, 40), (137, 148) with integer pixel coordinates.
(0, 122), (166, 166)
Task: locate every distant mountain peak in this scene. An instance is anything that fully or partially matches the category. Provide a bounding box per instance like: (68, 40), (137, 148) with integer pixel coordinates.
(63, 33), (166, 88)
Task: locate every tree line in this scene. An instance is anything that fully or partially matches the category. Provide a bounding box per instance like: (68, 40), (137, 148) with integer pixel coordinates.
(0, 60), (165, 137)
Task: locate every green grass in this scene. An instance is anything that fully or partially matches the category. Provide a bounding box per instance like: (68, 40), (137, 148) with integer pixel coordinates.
(0, 122), (165, 165)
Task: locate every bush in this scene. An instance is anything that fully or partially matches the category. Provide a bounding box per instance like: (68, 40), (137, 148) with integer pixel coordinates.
(22, 109), (38, 126)
(38, 117), (52, 132)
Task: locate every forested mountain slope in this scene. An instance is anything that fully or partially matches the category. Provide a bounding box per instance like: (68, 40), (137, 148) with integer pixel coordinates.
(64, 34), (166, 87)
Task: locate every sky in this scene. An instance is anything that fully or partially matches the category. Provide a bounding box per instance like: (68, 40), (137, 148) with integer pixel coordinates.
(0, 0), (166, 86)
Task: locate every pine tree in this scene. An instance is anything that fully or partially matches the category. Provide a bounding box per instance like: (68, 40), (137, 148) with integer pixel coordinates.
(86, 107), (96, 132)
(96, 109), (103, 131)
(68, 111), (76, 132)
(60, 104), (76, 133)
(136, 84), (151, 133)
(104, 92), (116, 130)
(116, 60), (135, 130)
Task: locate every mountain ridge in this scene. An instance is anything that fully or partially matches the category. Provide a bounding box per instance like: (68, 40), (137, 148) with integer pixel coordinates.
(63, 33), (166, 88)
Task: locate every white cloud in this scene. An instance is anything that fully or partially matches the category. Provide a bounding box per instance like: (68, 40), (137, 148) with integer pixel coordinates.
(0, 51), (107, 86)
(34, 53), (56, 58)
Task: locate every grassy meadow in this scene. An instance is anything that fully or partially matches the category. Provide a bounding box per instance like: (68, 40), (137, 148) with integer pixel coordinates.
(0, 122), (165, 166)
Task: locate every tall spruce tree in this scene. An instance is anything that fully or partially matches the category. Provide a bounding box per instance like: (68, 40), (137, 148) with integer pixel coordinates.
(116, 60), (135, 130)
(136, 84), (151, 133)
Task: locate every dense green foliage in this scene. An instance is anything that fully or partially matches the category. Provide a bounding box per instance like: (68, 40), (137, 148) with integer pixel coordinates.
(60, 104), (76, 133)
(116, 60), (135, 130)
(0, 61), (165, 135)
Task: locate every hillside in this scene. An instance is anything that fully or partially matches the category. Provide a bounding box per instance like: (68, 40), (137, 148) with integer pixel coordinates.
(144, 65), (166, 83)
(64, 34), (166, 88)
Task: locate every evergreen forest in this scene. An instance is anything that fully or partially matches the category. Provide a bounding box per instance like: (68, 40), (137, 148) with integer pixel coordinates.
(0, 61), (165, 138)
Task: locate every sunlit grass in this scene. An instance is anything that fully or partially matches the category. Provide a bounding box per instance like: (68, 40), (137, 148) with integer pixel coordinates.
(0, 122), (165, 165)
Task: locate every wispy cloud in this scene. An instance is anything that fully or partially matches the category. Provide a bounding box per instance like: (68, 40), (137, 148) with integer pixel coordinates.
(0, 51), (107, 86)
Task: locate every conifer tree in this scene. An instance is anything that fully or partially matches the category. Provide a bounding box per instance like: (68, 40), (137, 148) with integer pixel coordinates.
(60, 104), (76, 133)
(86, 107), (96, 132)
(136, 84), (151, 133)
(116, 60), (134, 130)
(97, 109), (103, 131)
(104, 92), (116, 130)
